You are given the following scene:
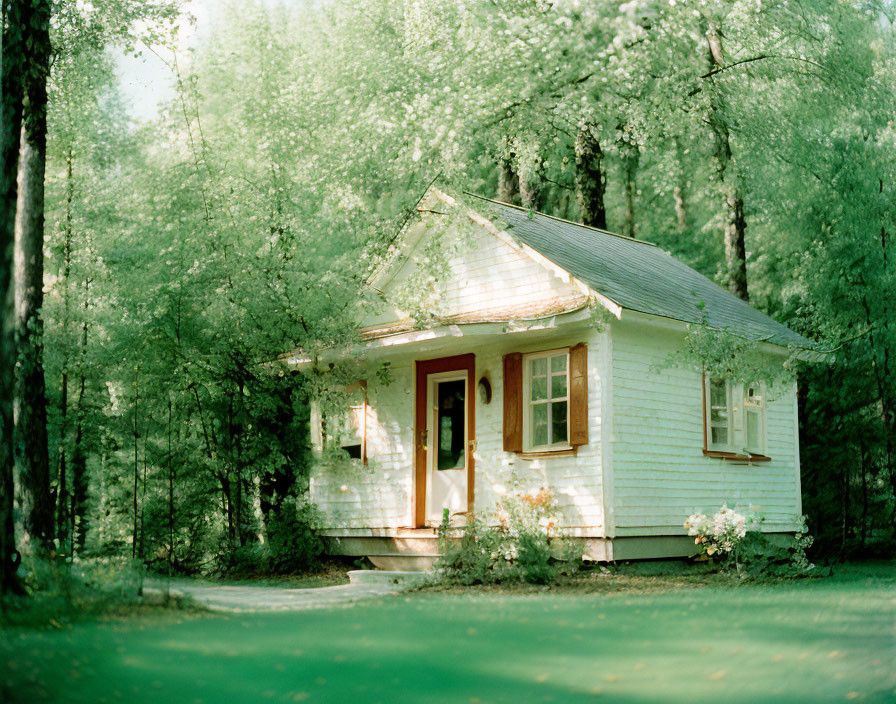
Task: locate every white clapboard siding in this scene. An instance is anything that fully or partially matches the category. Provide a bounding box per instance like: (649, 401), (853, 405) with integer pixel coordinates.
(363, 207), (581, 328)
(609, 321), (801, 535)
(310, 360), (416, 529)
(310, 328), (605, 533)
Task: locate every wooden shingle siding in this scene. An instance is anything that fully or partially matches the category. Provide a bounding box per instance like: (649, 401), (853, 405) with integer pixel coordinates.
(609, 321), (802, 535)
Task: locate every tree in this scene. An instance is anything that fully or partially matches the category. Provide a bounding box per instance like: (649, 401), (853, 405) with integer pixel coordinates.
(14, 0), (54, 554)
(1, 0), (27, 595)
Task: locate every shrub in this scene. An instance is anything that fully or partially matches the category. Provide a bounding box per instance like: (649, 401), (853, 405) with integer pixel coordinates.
(684, 504), (758, 559)
(264, 497), (325, 573)
(436, 488), (580, 585)
(685, 506), (815, 578)
(1, 555), (147, 627)
(733, 515), (816, 578)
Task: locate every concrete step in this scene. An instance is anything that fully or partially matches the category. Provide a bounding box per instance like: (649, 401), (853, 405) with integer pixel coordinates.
(367, 552), (440, 572)
(347, 569), (433, 588)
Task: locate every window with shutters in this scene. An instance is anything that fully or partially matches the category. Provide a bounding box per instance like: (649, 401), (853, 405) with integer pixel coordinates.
(522, 349), (570, 452)
(703, 376), (768, 459)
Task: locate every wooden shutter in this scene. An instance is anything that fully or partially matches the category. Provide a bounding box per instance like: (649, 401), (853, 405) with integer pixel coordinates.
(503, 352), (523, 452)
(569, 343), (588, 447)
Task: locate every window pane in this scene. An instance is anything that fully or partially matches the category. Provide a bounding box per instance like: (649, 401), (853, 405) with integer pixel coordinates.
(531, 357), (547, 376)
(710, 378), (727, 407)
(710, 406), (728, 424)
(551, 371), (567, 399)
(746, 410), (761, 451)
(436, 380), (465, 470)
(711, 426), (728, 446)
(551, 401), (568, 445)
(532, 403), (548, 447)
(745, 384), (762, 407)
(531, 375), (547, 401)
(550, 354), (567, 373)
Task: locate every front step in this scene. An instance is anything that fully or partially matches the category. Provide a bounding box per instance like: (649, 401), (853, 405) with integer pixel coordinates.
(367, 553), (440, 572)
(348, 569), (433, 588)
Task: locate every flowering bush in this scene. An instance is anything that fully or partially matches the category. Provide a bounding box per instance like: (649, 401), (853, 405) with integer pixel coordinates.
(436, 487), (576, 585)
(685, 505), (757, 559)
(685, 505), (816, 577)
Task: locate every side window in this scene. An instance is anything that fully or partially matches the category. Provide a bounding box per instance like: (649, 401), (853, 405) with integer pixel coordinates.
(743, 382), (766, 454)
(706, 377), (731, 450)
(704, 376), (767, 458)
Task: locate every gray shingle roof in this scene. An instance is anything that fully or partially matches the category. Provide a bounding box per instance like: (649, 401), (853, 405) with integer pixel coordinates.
(468, 194), (814, 350)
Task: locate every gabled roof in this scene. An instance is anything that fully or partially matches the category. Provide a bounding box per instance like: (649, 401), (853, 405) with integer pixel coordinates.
(465, 193), (814, 350)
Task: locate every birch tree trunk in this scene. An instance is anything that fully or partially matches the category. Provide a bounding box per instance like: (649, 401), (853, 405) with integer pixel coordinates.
(70, 278), (89, 553)
(706, 21), (749, 301)
(14, 0), (53, 554)
(56, 150), (74, 549)
(574, 121), (607, 229)
(0, 1), (26, 594)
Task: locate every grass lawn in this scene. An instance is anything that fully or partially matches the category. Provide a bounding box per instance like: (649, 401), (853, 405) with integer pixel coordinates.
(1, 563), (893, 703)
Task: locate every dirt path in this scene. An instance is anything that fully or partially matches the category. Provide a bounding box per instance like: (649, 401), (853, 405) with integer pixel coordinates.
(142, 577), (399, 612)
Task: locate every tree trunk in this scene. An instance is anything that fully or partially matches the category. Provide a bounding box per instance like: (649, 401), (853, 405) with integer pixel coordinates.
(167, 396), (175, 587)
(574, 122), (607, 229)
(0, 0), (27, 595)
(70, 370), (88, 554)
(70, 279), (89, 554)
(13, 0), (53, 554)
(497, 151), (521, 205)
(705, 21), (749, 302)
(859, 436), (868, 551)
(132, 368), (139, 559)
(518, 158), (543, 211)
(56, 149), (74, 550)
(673, 138), (689, 234)
(621, 143), (639, 238)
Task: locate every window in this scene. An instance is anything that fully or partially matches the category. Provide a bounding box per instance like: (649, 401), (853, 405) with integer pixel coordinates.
(707, 377), (731, 450)
(522, 349), (570, 451)
(503, 344), (587, 454)
(436, 378), (466, 470)
(311, 381), (367, 463)
(703, 376), (767, 459)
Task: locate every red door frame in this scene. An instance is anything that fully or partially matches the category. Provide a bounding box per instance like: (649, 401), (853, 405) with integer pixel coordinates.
(413, 353), (476, 528)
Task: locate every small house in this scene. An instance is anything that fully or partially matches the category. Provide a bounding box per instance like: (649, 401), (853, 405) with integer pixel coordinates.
(293, 187), (815, 567)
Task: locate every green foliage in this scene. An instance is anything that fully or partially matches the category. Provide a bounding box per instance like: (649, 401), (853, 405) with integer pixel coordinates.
(665, 321), (799, 387)
(26, 0), (895, 575)
(1, 555), (146, 626)
(262, 498), (325, 575)
(436, 489), (580, 585)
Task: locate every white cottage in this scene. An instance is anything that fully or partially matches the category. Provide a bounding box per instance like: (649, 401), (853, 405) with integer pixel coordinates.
(296, 187), (814, 566)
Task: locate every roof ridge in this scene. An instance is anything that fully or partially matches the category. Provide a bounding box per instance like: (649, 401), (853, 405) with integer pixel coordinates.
(462, 191), (660, 248)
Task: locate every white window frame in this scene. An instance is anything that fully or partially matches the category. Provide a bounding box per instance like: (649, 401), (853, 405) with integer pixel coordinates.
(522, 348), (571, 452)
(706, 376), (732, 451)
(704, 376), (767, 456)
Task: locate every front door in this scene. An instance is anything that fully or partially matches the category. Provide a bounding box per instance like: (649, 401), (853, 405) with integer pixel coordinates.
(414, 354), (475, 527)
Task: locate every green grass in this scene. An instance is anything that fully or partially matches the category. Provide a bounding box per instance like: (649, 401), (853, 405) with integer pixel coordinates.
(1, 563), (893, 703)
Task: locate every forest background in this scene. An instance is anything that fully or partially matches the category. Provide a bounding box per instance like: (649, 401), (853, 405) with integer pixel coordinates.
(1, 0), (893, 595)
